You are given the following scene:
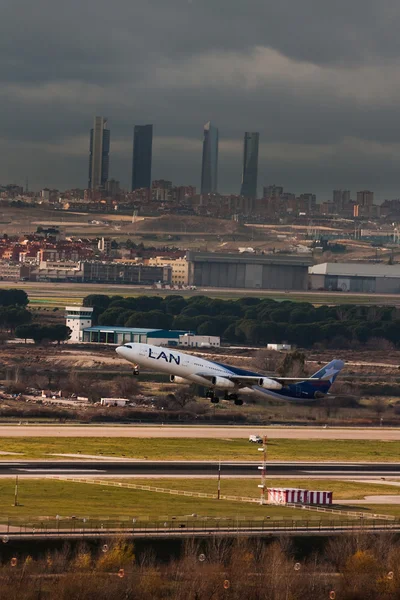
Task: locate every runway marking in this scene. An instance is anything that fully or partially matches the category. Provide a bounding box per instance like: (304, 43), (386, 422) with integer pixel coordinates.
(18, 469), (106, 473)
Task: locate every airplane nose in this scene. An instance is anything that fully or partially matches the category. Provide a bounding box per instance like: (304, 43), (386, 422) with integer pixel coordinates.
(116, 346), (125, 356)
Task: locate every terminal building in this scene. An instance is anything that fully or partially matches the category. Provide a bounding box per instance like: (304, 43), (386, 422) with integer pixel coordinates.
(186, 251), (313, 290)
(309, 262), (400, 293)
(65, 306), (220, 346)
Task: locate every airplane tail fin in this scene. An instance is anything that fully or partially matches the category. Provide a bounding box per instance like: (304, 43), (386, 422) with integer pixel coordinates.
(301, 359), (345, 396)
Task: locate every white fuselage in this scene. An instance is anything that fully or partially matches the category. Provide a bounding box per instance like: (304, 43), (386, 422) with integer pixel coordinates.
(116, 342), (238, 388)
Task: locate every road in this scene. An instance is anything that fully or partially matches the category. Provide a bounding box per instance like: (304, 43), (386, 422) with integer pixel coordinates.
(3, 460), (400, 477)
(1, 280), (400, 305)
(1, 425), (400, 439)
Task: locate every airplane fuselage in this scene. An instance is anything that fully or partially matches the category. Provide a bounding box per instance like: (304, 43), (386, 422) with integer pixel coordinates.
(115, 343), (342, 402)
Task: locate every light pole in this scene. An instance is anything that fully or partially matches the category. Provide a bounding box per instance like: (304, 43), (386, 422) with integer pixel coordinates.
(13, 475), (19, 507)
(257, 436), (267, 505)
(217, 459), (221, 500)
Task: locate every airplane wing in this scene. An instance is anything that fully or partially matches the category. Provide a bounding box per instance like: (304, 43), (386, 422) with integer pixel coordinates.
(195, 372), (284, 389)
(196, 373), (263, 384)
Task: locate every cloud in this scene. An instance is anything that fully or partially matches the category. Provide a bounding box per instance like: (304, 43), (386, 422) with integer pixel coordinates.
(2, 0), (400, 196)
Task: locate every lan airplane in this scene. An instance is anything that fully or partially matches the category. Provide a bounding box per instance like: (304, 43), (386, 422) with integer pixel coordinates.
(116, 343), (344, 406)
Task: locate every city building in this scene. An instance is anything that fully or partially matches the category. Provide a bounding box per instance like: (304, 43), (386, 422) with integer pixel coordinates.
(179, 334), (220, 347)
(200, 122), (219, 195)
(357, 190), (374, 206)
(187, 251), (313, 290)
(263, 185), (284, 198)
(80, 262), (171, 285)
(0, 262), (32, 281)
(240, 132), (259, 199)
(98, 237), (112, 255)
(89, 117), (110, 190)
(333, 189), (351, 211)
(147, 256), (189, 286)
(309, 262), (400, 293)
(132, 125), (153, 191)
(30, 261), (171, 285)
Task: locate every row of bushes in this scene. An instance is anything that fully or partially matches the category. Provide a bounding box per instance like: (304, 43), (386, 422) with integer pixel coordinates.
(83, 294), (400, 348)
(1, 536), (400, 599)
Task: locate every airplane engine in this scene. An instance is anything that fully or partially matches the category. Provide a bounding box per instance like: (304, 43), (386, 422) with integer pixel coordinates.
(258, 378), (283, 391)
(211, 376), (236, 389)
(170, 375), (189, 384)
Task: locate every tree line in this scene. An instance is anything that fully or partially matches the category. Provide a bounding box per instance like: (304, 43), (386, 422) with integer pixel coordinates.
(0, 288), (71, 343)
(0, 534), (399, 599)
(83, 294), (400, 348)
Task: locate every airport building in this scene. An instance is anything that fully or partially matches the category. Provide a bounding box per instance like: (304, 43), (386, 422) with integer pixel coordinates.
(65, 307), (220, 346)
(81, 326), (192, 345)
(309, 262), (400, 293)
(187, 251), (313, 290)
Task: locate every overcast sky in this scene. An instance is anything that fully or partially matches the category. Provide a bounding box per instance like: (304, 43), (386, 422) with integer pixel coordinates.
(2, 0), (400, 200)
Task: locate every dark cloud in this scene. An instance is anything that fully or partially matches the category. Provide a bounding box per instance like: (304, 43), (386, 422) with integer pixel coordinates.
(1, 0), (400, 197)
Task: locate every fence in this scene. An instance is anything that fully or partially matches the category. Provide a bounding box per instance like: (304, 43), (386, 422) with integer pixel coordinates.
(51, 476), (396, 521)
(2, 517), (400, 539)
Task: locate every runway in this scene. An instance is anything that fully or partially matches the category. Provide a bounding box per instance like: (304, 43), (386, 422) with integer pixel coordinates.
(3, 460), (400, 477)
(1, 425), (400, 439)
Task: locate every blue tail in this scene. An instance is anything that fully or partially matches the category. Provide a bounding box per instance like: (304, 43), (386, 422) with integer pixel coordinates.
(311, 360), (345, 384)
(293, 360), (345, 398)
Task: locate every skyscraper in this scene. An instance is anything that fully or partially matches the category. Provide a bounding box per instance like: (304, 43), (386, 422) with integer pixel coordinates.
(131, 125), (153, 191)
(201, 121), (219, 195)
(88, 117), (110, 190)
(240, 132), (259, 199)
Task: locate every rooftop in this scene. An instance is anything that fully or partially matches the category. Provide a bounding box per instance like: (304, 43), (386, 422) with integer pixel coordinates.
(309, 262), (400, 278)
(84, 327), (190, 338)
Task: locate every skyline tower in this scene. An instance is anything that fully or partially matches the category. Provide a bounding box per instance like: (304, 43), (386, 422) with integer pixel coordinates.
(131, 124), (153, 191)
(88, 117), (110, 190)
(240, 132), (259, 199)
(201, 121), (219, 195)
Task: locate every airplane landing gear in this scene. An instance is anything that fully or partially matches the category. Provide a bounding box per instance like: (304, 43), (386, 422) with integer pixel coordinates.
(132, 365), (140, 376)
(206, 390), (219, 404)
(224, 393), (243, 406)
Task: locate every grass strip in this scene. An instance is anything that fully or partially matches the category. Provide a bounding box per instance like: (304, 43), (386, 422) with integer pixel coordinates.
(2, 437), (400, 461)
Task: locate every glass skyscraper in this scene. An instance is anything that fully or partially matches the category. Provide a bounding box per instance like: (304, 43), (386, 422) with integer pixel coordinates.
(240, 132), (259, 199)
(88, 117), (110, 190)
(131, 125), (153, 191)
(201, 121), (219, 195)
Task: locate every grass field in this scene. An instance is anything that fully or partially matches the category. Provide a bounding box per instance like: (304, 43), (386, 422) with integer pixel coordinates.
(0, 479), (316, 522)
(0, 478), (398, 524)
(3, 437), (400, 461)
(113, 478), (400, 501)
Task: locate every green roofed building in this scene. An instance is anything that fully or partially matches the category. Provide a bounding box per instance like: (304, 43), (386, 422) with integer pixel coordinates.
(82, 326), (192, 346)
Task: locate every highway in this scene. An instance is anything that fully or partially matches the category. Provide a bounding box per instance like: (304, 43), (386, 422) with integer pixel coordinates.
(3, 460), (400, 477)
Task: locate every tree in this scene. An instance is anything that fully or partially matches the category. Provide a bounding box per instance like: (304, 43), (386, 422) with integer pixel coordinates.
(15, 324), (34, 343)
(0, 307), (31, 331)
(252, 349), (280, 373)
(278, 351), (306, 377)
(50, 324), (71, 344)
(112, 376), (140, 399)
(0, 289), (28, 307)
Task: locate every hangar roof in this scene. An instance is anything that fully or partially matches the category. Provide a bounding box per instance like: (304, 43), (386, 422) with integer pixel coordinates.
(83, 326), (190, 338)
(309, 262), (400, 278)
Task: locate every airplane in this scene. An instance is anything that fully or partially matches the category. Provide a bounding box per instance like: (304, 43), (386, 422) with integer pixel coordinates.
(116, 342), (345, 406)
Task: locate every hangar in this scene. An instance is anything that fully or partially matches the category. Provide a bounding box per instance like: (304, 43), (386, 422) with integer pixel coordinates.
(309, 262), (400, 293)
(186, 251), (313, 290)
(81, 326), (190, 345)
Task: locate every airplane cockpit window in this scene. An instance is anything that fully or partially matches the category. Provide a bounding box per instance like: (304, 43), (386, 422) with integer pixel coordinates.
(125, 344), (133, 349)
